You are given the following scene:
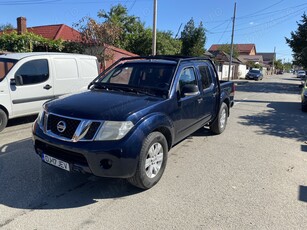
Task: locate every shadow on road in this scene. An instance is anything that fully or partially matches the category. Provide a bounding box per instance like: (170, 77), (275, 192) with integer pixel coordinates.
(0, 138), (141, 211)
(237, 100), (307, 142)
(299, 185), (307, 203)
(7, 114), (37, 128)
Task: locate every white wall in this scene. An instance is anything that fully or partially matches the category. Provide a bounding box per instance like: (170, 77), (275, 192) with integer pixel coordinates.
(237, 64), (248, 79)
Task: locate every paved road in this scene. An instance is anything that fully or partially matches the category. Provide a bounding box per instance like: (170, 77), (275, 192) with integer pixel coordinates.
(0, 73), (307, 229)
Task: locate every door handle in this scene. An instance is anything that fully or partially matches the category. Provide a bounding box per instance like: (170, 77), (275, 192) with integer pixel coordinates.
(43, 84), (52, 90)
(197, 98), (203, 103)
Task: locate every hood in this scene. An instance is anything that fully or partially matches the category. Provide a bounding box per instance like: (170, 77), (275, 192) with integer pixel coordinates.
(248, 72), (260, 76)
(45, 90), (164, 121)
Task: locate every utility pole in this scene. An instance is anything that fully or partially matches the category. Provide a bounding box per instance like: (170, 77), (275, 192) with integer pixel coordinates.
(272, 46), (276, 75)
(152, 0), (157, 55)
(228, 2), (236, 81)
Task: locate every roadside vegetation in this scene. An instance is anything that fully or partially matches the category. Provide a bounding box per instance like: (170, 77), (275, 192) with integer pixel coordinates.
(0, 4), (206, 62)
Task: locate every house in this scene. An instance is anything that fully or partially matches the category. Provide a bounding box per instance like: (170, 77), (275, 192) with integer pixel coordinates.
(0, 17), (137, 71)
(210, 50), (247, 80)
(208, 44), (257, 56)
(257, 52), (275, 65)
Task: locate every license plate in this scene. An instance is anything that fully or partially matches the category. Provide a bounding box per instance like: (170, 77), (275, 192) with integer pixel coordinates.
(42, 154), (70, 172)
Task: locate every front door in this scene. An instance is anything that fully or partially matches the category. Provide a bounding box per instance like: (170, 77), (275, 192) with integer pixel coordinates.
(172, 66), (203, 141)
(9, 58), (54, 117)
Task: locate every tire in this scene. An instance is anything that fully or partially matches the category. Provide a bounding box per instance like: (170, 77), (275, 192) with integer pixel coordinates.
(210, 102), (228, 134)
(302, 104), (307, 112)
(0, 109), (8, 132)
(127, 132), (168, 189)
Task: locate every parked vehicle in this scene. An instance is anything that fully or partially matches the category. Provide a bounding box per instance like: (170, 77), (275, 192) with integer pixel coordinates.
(245, 69), (263, 81)
(0, 52), (99, 132)
(297, 70), (306, 79)
(301, 79), (307, 112)
(277, 70), (284, 75)
(32, 56), (235, 189)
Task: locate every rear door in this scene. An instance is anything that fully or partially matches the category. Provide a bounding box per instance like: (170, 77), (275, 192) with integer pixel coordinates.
(196, 62), (218, 122)
(9, 58), (54, 117)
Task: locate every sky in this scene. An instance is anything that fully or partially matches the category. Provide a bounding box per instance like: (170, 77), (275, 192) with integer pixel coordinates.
(1, 0), (307, 62)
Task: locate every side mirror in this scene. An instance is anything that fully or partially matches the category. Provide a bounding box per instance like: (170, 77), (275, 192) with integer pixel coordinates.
(14, 75), (24, 86)
(181, 84), (199, 97)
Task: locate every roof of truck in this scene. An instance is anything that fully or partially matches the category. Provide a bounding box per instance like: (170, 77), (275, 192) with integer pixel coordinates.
(0, 52), (97, 60)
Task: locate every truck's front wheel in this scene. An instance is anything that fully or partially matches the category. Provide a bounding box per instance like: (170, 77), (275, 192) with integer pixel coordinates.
(210, 102), (228, 134)
(0, 109), (8, 132)
(127, 132), (168, 189)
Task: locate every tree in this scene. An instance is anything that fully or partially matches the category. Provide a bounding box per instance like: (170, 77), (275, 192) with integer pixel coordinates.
(74, 16), (121, 68)
(85, 4), (181, 56)
(274, 59), (284, 71)
(0, 31), (63, 52)
(0, 23), (14, 31)
(217, 44), (239, 58)
(180, 18), (206, 56)
(97, 4), (140, 49)
(285, 13), (307, 68)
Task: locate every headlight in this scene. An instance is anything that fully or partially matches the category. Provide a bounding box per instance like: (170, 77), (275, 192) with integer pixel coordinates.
(36, 109), (45, 129)
(95, 121), (134, 141)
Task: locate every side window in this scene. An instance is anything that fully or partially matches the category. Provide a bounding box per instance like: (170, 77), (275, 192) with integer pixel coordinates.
(198, 65), (213, 90)
(15, 59), (49, 85)
(178, 67), (197, 92)
(110, 67), (132, 84)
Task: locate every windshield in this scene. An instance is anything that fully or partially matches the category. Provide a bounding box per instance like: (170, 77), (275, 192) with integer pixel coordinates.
(95, 62), (176, 96)
(249, 70), (261, 74)
(0, 58), (18, 82)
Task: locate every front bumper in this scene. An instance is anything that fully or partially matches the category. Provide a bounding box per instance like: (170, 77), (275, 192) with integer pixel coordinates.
(245, 75), (260, 80)
(32, 122), (145, 178)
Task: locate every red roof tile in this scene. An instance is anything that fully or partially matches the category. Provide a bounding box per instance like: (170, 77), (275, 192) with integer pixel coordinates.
(0, 24), (81, 42)
(27, 24), (81, 41)
(209, 43), (256, 54)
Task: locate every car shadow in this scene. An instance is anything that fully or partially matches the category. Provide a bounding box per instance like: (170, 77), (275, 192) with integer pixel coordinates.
(0, 138), (142, 211)
(237, 100), (307, 142)
(6, 114), (38, 128)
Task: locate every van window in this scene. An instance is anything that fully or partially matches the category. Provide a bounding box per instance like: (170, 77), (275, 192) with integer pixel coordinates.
(15, 59), (49, 85)
(54, 58), (78, 79)
(198, 65), (213, 89)
(0, 58), (17, 82)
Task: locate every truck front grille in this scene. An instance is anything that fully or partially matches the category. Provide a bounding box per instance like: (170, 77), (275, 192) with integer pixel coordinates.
(44, 113), (102, 142)
(48, 114), (81, 139)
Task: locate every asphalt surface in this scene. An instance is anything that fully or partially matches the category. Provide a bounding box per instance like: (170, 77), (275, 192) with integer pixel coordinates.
(0, 73), (307, 229)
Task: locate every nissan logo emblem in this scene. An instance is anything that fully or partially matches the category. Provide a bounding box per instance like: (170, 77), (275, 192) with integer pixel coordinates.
(57, 121), (66, 133)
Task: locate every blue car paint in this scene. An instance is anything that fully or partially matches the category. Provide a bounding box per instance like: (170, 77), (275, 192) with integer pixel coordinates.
(32, 56), (235, 178)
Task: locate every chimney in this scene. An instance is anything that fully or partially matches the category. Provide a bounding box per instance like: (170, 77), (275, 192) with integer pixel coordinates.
(17, 17), (27, 35)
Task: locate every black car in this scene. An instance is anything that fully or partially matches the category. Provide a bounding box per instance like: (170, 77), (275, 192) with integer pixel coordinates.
(245, 69), (263, 81)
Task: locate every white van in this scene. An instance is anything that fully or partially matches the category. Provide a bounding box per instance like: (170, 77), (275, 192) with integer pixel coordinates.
(0, 52), (99, 132)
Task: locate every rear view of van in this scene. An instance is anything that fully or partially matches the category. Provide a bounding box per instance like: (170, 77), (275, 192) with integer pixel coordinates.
(0, 52), (99, 132)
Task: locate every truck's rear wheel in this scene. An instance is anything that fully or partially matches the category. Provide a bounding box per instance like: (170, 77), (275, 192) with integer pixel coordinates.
(210, 102), (228, 134)
(127, 132), (168, 189)
(0, 109), (8, 132)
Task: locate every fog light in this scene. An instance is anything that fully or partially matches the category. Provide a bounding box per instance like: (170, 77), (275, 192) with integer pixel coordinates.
(100, 159), (112, 169)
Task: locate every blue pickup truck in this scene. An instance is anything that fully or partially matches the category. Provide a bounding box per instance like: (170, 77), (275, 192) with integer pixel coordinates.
(32, 56), (235, 189)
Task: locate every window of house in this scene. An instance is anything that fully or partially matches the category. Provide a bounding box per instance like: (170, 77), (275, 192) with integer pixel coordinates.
(15, 59), (49, 85)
